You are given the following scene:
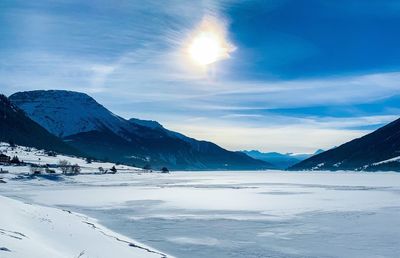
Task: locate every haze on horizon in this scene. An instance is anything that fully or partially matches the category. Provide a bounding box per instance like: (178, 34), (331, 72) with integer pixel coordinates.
(1, 0), (400, 153)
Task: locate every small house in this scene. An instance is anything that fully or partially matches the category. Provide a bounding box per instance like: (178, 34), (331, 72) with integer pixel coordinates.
(0, 154), (10, 164)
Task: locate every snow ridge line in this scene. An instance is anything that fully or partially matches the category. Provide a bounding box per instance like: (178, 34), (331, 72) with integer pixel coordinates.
(61, 209), (168, 258)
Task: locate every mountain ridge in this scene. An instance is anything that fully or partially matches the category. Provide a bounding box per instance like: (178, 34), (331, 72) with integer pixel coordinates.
(10, 90), (273, 170)
(289, 117), (400, 171)
(242, 149), (323, 169)
(0, 94), (83, 156)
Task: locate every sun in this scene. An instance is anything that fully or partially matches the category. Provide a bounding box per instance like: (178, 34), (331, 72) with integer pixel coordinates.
(188, 31), (225, 65)
(186, 16), (235, 66)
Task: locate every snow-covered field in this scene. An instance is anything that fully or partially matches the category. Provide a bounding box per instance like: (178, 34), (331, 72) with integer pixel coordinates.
(1, 164), (400, 257)
(0, 143), (170, 258)
(0, 143), (142, 174)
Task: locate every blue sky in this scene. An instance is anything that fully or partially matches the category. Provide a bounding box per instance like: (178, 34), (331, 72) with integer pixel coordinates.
(1, 0), (400, 152)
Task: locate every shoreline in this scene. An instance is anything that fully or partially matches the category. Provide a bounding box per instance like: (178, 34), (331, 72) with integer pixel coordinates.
(0, 195), (171, 258)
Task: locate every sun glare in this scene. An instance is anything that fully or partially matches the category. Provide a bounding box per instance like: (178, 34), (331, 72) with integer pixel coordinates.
(186, 17), (235, 66)
(189, 32), (225, 65)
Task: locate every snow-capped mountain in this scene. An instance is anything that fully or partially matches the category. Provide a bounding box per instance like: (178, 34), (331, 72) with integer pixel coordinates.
(10, 90), (272, 170)
(0, 94), (81, 156)
(290, 117), (400, 171)
(10, 90), (131, 138)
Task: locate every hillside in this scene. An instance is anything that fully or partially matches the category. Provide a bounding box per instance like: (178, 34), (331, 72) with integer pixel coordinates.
(0, 95), (82, 157)
(290, 117), (400, 171)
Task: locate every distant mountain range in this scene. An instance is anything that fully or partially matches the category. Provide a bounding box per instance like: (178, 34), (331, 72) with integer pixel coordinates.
(4, 89), (400, 171)
(242, 149), (323, 169)
(0, 94), (82, 156)
(290, 118), (400, 171)
(9, 90), (272, 170)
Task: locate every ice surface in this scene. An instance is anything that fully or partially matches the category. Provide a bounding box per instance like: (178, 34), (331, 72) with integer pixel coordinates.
(1, 170), (400, 257)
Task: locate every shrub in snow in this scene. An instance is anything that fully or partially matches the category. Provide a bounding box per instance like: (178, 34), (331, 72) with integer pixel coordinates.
(30, 165), (43, 175)
(161, 167), (169, 173)
(45, 167), (56, 174)
(110, 166), (117, 174)
(45, 151), (57, 157)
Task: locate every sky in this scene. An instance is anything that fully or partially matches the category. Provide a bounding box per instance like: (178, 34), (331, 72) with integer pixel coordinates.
(1, 0), (400, 153)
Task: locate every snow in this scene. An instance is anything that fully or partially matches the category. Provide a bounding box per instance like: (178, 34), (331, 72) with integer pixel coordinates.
(1, 169), (400, 257)
(372, 155), (400, 165)
(311, 162), (325, 170)
(0, 143), (170, 258)
(0, 195), (168, 258)
(10, 90), (195, 146)
(10, 90), (132, 137)
(0, 143), (142, 174)
(1, 143), (400, 257)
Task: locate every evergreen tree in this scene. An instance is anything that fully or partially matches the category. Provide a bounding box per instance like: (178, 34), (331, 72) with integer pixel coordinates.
(10, 156), (20, 164)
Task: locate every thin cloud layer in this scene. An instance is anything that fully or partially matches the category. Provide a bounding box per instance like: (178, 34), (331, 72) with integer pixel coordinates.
(1, 0), (400, 152)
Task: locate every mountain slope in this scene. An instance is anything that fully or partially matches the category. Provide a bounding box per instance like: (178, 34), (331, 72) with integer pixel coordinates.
(10, 90), (272, 170)
(289, 118), (400, 171)
(0, 95), (82, 156)
(242, 150), (324, 169)
(10, 90), (131, 138)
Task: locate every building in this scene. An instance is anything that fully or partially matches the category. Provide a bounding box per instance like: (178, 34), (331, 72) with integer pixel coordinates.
(0, 154), (11, 164)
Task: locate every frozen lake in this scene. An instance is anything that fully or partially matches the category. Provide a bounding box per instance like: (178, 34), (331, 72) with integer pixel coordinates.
(2, 171), (400, 257)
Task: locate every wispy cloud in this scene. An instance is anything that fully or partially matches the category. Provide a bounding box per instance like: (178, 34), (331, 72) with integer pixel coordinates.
(168, 121), (369, 153)
(1, 0), (400, 152)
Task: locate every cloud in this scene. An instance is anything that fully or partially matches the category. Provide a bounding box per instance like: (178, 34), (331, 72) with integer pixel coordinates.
(163, 114), (395, 152)
(90, 64), (116, 87)
(2, 0), (400, 152)
(167, 121), (369, 153)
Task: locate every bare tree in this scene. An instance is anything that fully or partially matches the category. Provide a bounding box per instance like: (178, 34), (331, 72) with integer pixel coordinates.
(71, 164), (81, 175)
(59, 160), (71, 174)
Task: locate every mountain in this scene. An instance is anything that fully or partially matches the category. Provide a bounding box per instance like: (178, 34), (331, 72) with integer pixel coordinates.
(10, 90), (272, 170)
(9, 90), (132, 138)
(128, 118), (189, 141)
(289, 118), (400, 171)
(242, 150), (323, 169)
(0, 94), (82, 156)
(289, 149), (324, 161)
